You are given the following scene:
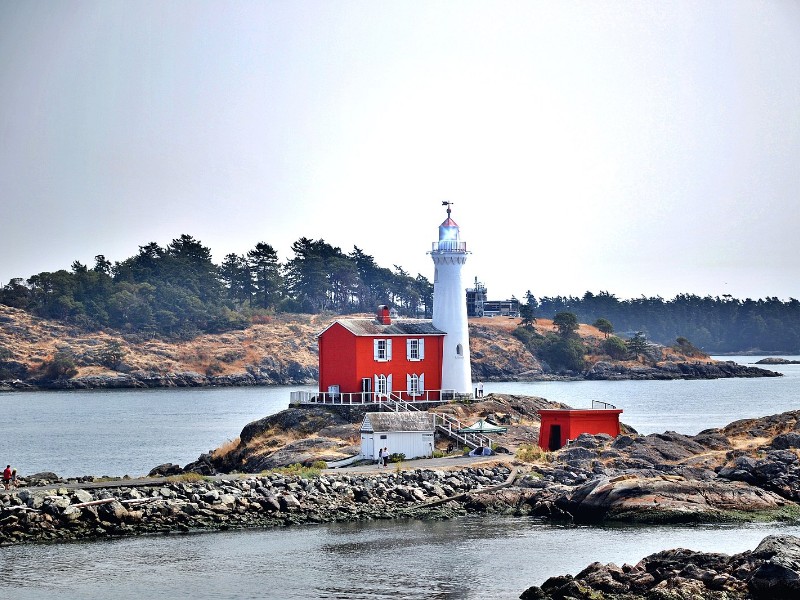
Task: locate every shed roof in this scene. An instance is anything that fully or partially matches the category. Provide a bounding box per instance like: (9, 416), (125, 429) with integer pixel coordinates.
(321, 318), (445, 337)
(361, 412), (436, 433)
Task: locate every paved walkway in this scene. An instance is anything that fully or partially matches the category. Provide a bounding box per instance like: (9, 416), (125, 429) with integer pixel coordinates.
(328, 453), (514, 475)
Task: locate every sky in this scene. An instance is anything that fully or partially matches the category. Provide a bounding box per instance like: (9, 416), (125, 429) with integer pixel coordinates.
(1, 1), (799, 302)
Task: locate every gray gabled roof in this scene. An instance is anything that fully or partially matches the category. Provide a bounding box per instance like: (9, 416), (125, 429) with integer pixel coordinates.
(322, 318), (445, 337)
(360, 412), (436, 433)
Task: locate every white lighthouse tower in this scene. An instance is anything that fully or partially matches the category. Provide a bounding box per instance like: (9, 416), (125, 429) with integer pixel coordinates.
(430, 202), (472, 395)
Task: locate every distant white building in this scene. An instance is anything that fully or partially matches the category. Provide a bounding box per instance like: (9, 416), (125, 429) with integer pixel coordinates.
(360, 412), (435, 461)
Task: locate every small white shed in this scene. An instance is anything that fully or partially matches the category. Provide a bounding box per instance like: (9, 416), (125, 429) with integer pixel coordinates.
(360, 412), (436, 461)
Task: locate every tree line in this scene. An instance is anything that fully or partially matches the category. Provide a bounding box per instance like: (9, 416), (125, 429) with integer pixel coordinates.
(519, 291), (800, 353)
(2, 235), (798, 352)
(0, 235), (432, 339)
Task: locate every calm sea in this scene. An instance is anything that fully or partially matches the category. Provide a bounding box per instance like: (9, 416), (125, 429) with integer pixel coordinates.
(0, 356), (796, 478)
(1, 356), (799, 599)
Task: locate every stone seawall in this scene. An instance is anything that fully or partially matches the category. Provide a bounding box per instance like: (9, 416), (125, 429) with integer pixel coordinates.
(0, 466), (517, 546)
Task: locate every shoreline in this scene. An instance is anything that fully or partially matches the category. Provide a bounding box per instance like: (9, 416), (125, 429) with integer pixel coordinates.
(0, 360), (781, 393)
(4, 442), (800, 548)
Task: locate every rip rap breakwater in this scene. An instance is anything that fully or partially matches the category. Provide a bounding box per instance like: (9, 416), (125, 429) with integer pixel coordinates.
(0, 466), (516, 546)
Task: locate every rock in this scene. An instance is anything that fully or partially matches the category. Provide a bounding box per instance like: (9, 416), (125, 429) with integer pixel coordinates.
(148, 463), (183, 477)
(750, 535), (800, 599)
(520, 535), (800, 599)
(772, 433), (800, 450)
(555, 475), (789, 523)
(72, 489), (93, 504)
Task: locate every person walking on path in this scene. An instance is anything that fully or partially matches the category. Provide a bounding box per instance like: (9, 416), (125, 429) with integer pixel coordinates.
(377, 447), (383, 467)
(382, 447), (389, 467)
(2, 465), (11, 490)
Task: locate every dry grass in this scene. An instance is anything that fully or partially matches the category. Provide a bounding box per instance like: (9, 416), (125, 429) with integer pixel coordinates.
(515, 444), (550, 463)
(211, 437), (241, 460)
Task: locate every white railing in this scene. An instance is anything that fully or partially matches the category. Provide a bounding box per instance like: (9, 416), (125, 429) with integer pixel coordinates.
(290, 389), (458, 406)
(383, 394), (493, 450)
(289, 389), (495, 449)
(591, 400), (617, 410)
(431, 241), (468, 253)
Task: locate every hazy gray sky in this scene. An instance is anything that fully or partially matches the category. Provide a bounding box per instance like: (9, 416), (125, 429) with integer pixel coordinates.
(1, 1), (798, 302)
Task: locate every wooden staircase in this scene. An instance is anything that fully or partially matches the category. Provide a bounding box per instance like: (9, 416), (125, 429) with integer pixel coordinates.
(383, 394), (494, 450)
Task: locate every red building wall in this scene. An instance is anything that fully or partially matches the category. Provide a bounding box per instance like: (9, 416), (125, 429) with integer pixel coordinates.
(318, 323), (444, 399)
(537, 409), (623, 451)
(318, 322), (358, 394)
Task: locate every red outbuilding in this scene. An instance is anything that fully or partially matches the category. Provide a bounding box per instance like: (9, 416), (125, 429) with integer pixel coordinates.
(317, 306), (447, 402)
(538, 408), (623, 451)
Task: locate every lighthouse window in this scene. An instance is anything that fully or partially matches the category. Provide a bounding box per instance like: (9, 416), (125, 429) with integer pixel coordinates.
(456, 343), (463, 357)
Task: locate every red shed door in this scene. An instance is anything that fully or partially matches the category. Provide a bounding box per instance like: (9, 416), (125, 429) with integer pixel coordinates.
(548, 425), (562, 451)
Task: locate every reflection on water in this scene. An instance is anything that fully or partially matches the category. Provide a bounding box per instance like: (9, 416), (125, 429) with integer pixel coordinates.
(5, 516), (800, 600)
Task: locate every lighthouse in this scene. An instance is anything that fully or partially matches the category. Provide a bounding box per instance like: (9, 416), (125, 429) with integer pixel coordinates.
(430, 203), (472, 395)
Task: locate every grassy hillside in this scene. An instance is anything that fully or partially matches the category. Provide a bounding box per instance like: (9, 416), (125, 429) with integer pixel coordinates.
(0, 306), (719, 390)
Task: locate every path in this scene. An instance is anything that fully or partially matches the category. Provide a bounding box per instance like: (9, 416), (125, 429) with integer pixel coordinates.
(1, 453), (515, 495)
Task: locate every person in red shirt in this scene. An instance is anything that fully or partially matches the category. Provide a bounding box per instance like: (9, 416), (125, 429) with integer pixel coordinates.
(2, 465), (11, 490)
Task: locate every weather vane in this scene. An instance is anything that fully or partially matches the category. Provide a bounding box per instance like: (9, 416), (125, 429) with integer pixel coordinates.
(441, 200), (453, 217)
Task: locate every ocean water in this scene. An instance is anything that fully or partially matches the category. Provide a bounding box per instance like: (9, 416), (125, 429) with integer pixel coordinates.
(0, 356), (797, 477)
(5, 517), (800, 599)
(1, 356), (799, 598)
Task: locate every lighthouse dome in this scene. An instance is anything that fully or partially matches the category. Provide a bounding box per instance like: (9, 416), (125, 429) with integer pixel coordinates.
(438, 216), (460, 243)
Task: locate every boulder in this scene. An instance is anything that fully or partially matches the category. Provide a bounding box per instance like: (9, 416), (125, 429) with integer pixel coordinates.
(148, 463), (183, 477)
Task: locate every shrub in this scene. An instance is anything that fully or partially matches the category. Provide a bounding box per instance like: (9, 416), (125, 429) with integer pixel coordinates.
(516, 444), (549, 463)
(388, 452), (405, 463)
(205, 362), (224, 376)
(538, 334), (586, 372)
(512, 326), (543, 348)
(95, 340), (126, 370)
(602, 336), (628, 360)
(39, 350), (78, 381)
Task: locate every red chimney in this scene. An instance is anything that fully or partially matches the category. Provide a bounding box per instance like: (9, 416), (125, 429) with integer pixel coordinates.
(377, 305), (391, 325)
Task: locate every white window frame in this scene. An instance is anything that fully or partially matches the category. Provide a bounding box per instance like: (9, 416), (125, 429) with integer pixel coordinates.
(373, 338), (392, 362)
(407, 373), (425, 397)
(406, 338), (425, 361)
(374, 374), (392, 397)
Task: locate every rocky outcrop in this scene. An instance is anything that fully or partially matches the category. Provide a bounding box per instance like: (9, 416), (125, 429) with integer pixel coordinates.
(519, 534), (800, 600)
(0, 466), (513, 546)
(586, 360), (781, 380)
(187, 406), (362, 474)
(518, 410), (800, 524)
(554, 475), (792, 523)
(756, 357), (800, 365)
